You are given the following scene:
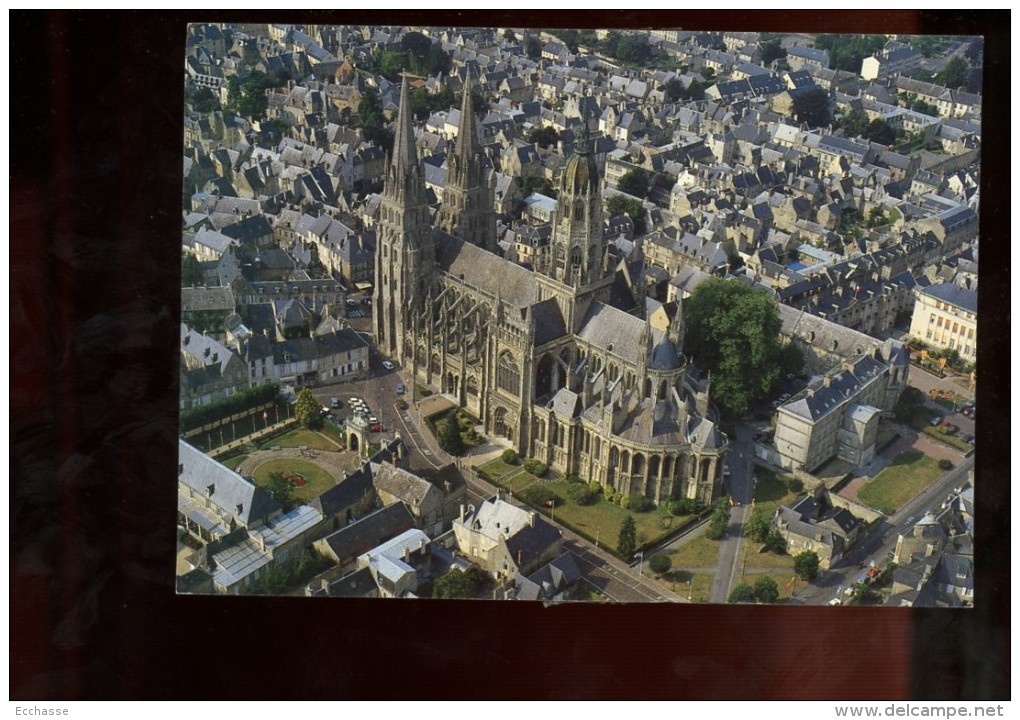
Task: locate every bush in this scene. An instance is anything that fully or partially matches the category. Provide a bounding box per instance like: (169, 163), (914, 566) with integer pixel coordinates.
(764, 529), (787, 554)
(793, 550), (820, 581)
(728, 583), (756, 603)
(937, 459), (954, 471)
(522, 485), (558, 508)
(705, 502), (730, 540)
(588, 481), (603, 496)
(604, 489), (618, 504)
(501, 449), (519, 465)
(438, 409), (466, 456)
(784, 476), (804, 494)
(523, 460), (548, 478)
(648, 553), (672, 576)
(567, 483), (597, 506)
(565, 473), (583, 484)
(753, 576), (780, 604)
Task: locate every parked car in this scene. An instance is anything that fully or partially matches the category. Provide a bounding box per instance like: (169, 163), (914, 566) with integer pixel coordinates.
(396, 383), (405, 395)
(346, 299), (358, 306)
(370, 422), (383, 433)
(723, 463), (731, 477)
(382, 360), (395, 370)
(962, 434), (975, 445)
(929, 416), (942, 426)
(330, 397), (340, 409)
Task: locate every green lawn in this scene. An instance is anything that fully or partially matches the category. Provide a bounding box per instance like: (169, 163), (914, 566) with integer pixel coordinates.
(858, 451), (942, 514)
(476, 457), (520, 483)
(221, 454), (248, 471)
(743, 545), (795, 570)
(753, 469), (799, 515)
(519, 480), (691, 554)
(659, 570), (714, 603)
(250, 457), (338, 505)
(668, 534), (722, 569)
(426, 408), (484, 452)
(259, 428), (340, 452)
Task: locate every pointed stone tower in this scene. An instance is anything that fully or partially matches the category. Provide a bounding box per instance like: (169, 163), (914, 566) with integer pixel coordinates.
(537, 119), (614, 331)
(435, 69), (497, 253)
(373, 75), (435, 364)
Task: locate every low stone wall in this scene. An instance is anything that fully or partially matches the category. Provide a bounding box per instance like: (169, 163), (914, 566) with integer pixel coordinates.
(825, 491), (884, 523)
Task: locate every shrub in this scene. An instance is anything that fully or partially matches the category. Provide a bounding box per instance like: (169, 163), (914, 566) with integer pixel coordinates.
(705, 502), (730, 541)
(728, 583), (756, 603)
(523, 460), (548, 477)
(785, 476), (804, 494)
(565, 473), (583, 484)
(588, 481), (603, 496)
(501, 449), (519, 465)
(628, 494), (654, 513)
(793, 550), (820, 581)
(648, 553), (671, 576)
(937, 458), (954, 471)
(566, 483), (596, 506)
(764, 529), (787, 554)
(522, 485), (558, 508)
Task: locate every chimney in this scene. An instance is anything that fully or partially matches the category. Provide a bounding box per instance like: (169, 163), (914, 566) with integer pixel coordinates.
(528, 511), (536, 528)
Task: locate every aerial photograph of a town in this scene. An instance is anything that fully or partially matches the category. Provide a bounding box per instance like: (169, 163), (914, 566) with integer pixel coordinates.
(176, 23), (980, 606)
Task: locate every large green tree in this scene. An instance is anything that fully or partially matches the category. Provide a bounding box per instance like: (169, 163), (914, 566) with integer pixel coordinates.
(791, 87), (832, 128)
(606, 195), (647, 235)
(753, 576), (780, 604)
(728, 583), (756, 603)
(617, 168), (651, 198)
(431, 567), (486, 599)
(295, 387), (321, 429)
(181, 252), (203, 287)
(935, 56), (968, 89)
(683, 279), (799, 418)
(793, 550), (820, 581)
(438, 409), (465, 456)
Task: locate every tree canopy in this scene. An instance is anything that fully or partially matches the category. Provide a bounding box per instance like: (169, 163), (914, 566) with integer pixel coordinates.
(793, 550), (820, 581)
(528, 125), (559, 149)
(728, 583), (756, 603)
(683, 279), (802, 418)
(438, 409), (465, 456)
(431, 567), (488, 599)
(181, 253), (203, 287)
(617, 168), (651, 198)
(935, 56), (968, 89)
(295, 387), (321, 429)
(813, 34), (887, 74)
(791, 87), (832, 128)
(861, 118), (896, 146)
(648, 553), (672, 576)
(753, 576), (780, 604)
(606, 195), (647, 235)
(618, 515), (638, 556)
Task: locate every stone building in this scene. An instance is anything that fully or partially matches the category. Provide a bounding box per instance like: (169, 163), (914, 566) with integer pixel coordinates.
(373, 76), (728, 505)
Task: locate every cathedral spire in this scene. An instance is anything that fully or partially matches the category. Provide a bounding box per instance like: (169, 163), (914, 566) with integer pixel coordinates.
(456, 66), (480, 165)
(391, 74), (418, 178)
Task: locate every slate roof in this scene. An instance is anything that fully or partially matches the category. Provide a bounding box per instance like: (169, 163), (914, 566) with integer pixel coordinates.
(434, 230), (537, 308)
(318, 502), (415, 563)
(780, 355), (887, 422)
(372, 462), (439, 508)
(311, 463), (376, 518)
(576, 301), (649, 366)
(918, 282), (977, 314)
(505, 520), (562, 573)
(178, 439), (280, 527)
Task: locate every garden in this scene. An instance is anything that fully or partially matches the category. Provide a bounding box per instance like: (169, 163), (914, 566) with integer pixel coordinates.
(250, 457), (338, 506)
(857, 450), (942, 514)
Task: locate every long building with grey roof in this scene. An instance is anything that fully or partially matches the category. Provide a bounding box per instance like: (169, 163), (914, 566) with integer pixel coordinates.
(372, 75), (728, 506)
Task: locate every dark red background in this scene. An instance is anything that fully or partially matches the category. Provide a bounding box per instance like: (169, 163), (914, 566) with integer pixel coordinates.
(10, 10), (1010, 700)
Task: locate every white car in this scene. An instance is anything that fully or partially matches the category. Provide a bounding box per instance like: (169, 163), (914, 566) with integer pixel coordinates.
(723, 463), (731, 477)
(382, 360), (395, 370)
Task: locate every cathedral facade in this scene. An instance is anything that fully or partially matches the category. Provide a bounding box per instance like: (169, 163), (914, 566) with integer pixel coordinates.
(374, 76), (728, 505)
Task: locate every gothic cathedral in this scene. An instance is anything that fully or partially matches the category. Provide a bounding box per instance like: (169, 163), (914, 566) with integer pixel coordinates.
(374, 75), (728, 505)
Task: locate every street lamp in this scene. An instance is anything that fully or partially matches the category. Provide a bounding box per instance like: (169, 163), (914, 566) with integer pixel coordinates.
(636, 551), (644, 578)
